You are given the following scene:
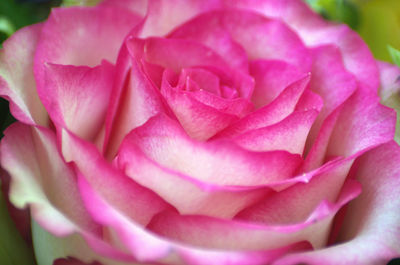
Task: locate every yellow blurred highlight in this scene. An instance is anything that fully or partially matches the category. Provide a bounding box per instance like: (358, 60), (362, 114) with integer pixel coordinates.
(354, 0), (400, 62)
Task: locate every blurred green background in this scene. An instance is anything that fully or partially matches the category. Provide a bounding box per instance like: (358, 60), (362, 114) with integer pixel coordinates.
(0, 0), (399, 265)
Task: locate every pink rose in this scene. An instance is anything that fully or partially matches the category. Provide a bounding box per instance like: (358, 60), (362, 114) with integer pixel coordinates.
(1, 0), (400, 264)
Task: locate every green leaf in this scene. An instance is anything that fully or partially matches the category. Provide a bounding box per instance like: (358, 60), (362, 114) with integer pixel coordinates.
(0, 182), (36, 265)
(0, 16), (15, 37)
(388, 45), (400, 68)
(306, 0), (360, 29)
(62, 0), (100, 7)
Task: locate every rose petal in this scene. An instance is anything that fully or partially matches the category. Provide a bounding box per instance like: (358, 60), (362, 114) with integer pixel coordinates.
(0, 24), (48, 126)
(40, 62), (114, 141)
(225, 0), (379, 91)
(0, 123), (132, 262)
(273, 141), (400, 265)
(32, 221), (134, 265)
(116, 114), (301, 217)
(236, 159), (354, 225)
(148, 179), (360, 251)
(135, 37), (230, 72)
(161, 71), (239, 140)
(34, 6), (141, 89)
(61, 129), (172, 227)
(99, 0), (148, 17)
(187, 89), (253, 117)
(326, 89), (396, 158)
(168, 17), (249, 72)
(1, 123), (95, 236)
(303, 45), (357, 156)
(139, 0), (222, 37)
(120, 114), (301, 186)
(169, 9), (312, 73)
(249, 60), (305, 108)
(104, 40), (169, 159)
(216, 75), (310, 138)
(178, 242), (312, 265)
(233, 110), (318, 154)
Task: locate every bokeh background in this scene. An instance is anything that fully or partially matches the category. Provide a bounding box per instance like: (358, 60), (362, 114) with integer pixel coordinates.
(0, 0), (399, 264)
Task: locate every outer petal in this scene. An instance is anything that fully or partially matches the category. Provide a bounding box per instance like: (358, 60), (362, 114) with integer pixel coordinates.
(99, 0), (148, 17)
(40, 62), (114, 141)
(33, 221), (138, 265)
(34, 6), (141, 89)
(134, 37), (230, 72)
(1, 123), (95, 236)
(148, 179), (360, 251)
(236, 158), (353, 225)
(0, 123), (133, 262)
(139, 0), (222, 37)
(225, 0), (380, 91)
(0, 24), (48, 126)
(119, 114), (301, 186)
(305, 82), (395, 171)
(273, 141), (400, 265)
(168, 24), (249, 72)
(117, 114), (301, 217)
(169, 9), (312, 73)
(326, 90), (396, 158)
(61, 129), (172, 227)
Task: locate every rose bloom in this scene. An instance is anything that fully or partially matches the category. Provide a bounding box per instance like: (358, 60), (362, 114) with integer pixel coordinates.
(1, 0), (400, 264)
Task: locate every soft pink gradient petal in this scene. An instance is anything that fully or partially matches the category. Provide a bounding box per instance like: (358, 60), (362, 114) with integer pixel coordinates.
(1, 123), (96, 236)
(0, 24), (48, 126)
(105, 58), (168, 159)
(136, 37), (230, 72)
(233, 109), (318, 154)
(305, 83), (395, 171)
(187, 89), (253, 117)
(61, 129), (172, 227)
(294, 89), (324, 113)
(169, 24), (249, 72)
(249, 60), (305, 108)
(236, 158), (353, 226)
(40, 62), (114, 141)
(225, 0), (379, 91)
(326, 89), (396, 158)
(178, 242), (312, 265)
(216, 75), (310, 138)
(0, 123), (133, 261)
(308, 45), (357, 118)
(118, 144), (268, 218)
(116, 114), (301, 217)
(273, 141), (400, 265)
(161, 72), (239, 140)
(99, 0), (148, 17)
(148, 179), (360, 251)
(34, 6), (141, 90)
(169, 9), (312, 73)
(120, 114), (302, 186)
(76, 173), (172, 262)
(303, 45), (357, 158)
(139, 0), (222, 37)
